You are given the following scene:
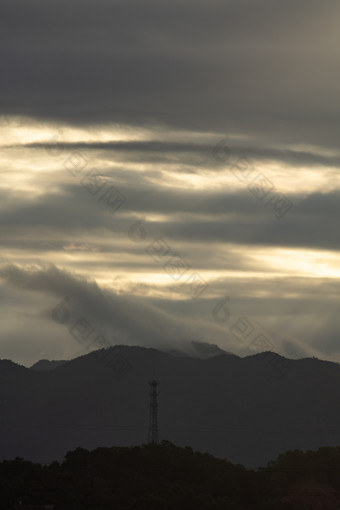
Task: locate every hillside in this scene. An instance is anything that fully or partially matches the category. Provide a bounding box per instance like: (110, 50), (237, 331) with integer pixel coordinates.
(0, 345), (339, 468)
(1, 443), (340, 510)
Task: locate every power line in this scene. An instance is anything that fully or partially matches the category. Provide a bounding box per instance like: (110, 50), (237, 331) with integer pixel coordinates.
(1, 421), (340, 433)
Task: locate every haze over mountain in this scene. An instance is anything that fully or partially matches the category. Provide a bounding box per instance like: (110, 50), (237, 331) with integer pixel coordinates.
(29, 341), (229, 370)
(1, 345), (339, 469)
(29, 342), (230, 372)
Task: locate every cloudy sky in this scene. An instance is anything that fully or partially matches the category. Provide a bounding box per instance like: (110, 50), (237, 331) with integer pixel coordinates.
(1, 0), (340, 367)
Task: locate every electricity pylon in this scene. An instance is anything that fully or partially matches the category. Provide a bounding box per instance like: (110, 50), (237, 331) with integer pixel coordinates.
(148, 379), (159, 444)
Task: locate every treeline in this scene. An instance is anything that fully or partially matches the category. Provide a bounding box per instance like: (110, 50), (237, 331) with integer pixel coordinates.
(0, 441), (340, 509)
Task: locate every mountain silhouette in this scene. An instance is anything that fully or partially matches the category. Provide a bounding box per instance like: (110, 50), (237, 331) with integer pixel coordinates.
(1, 345), (339, 468)
(30, 359), (67, 371)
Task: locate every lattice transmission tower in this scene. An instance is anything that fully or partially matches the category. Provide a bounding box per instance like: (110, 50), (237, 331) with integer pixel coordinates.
(148, 379), (159, 444)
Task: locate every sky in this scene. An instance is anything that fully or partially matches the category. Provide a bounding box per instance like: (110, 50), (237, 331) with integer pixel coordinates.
(0, 0), (340, 367)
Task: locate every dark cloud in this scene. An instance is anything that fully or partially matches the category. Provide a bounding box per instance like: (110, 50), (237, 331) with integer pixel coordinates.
(10, 141), (340, 169)
(0, 263), (239, 356)
(0, 261), (336, 363)
(1, 182), (339, 251)
(1, 0), (339, 366)
(1, 0), (340, 148)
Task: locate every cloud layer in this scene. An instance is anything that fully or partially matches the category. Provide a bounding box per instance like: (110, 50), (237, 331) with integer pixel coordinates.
(0, 0), (339, 366)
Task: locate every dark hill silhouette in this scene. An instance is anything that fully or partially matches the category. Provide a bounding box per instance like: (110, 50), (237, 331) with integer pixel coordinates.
(2, 443), (340, 510)
(30, 360), (67, 371)
(0, 345), (339, 468)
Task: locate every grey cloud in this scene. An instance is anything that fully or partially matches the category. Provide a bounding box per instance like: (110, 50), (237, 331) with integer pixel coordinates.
(280, 340), (311, 360)
(1, 262), (329, 364)
(1, 0), (339, 149)
(14, 141), (340, 169)
(1, 0), (339, 367)
(0, 263), (237, 355)
(1, 183), (340, 252)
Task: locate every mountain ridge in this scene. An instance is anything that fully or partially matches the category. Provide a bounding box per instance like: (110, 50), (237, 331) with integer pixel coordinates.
(1, 345), (339, 469)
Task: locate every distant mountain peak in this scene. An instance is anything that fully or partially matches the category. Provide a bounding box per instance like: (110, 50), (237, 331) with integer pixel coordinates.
(1, 344), (340, 469)
(30, 359), (67, 371)
(250, 350), (288, 360)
